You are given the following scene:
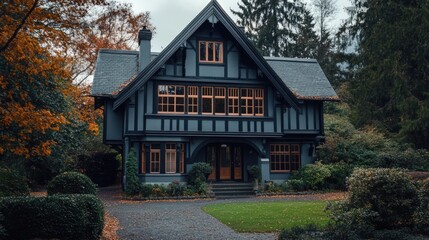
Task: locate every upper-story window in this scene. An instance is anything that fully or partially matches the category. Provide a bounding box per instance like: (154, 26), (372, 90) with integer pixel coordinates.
(199, 41), (223, 63)
(157, 84), (264, 116)
(158, 85), (185, 113)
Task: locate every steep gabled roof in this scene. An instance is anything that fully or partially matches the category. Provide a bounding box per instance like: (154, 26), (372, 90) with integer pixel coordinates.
(112, 0), (300, 110)
(91, 49), (159, 97)
(265, 57), (339, 101)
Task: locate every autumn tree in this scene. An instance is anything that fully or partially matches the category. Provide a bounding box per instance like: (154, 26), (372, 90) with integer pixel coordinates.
(0, 0), (154, 181)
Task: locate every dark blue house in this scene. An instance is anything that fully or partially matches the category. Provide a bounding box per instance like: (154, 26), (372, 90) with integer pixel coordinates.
(91, 0), (338, 185)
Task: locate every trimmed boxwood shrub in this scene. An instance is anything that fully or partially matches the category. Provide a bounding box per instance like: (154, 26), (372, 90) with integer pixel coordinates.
(0, 194), (104, 240)
(47, 171), (97, 195)
(0, 168), (29, 197)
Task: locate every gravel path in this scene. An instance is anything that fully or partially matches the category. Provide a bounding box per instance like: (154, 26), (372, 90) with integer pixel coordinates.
(99, 186), (276, 240)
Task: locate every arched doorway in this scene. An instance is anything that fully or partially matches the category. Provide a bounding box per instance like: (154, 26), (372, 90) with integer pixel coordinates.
(191, 139), (264, 182)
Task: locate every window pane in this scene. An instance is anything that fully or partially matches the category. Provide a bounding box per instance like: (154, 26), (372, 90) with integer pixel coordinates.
(202, 98), (212, 113)
(199, 42), (206, 61)
(215, 43), (222, 62)
(215, 98), (225, 114)
(176, 86), (184, 95)
(208, 42), (214, 61)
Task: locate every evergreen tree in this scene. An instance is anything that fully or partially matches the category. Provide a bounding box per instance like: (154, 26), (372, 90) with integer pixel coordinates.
(343, 0), (429, 148)
(290, 8), (318, 58)
(232, 0), (305, 57)
(125, 149), (140, 196)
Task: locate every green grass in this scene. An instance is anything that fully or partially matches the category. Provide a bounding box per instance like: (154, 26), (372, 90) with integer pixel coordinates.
(203, 201), (329, 233)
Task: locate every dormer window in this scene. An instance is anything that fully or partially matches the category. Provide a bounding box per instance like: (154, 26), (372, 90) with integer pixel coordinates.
(199, 41), (223, 63)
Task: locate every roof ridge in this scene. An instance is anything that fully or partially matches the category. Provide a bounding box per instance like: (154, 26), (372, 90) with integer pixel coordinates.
(264, 56), (317, 63)
(99, 49), (139, 55)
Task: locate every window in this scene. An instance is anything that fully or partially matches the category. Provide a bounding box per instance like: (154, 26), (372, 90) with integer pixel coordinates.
(158, 85), (185, 113)
(157, 85), (264, 116)
(165, 144), (176, 174)
(180, 144), (185, 174)
(270, 144), (300, 172)
(214, 87), (226, 115)
(199, 41), (223, 63)
(187, 86), (198, 114)
(241, 88), (254, 116)
(228, 88), (239, 115)
(202, 87), (213, 114)
(150, 144), (161, 173)
(254, 89), (264, 116)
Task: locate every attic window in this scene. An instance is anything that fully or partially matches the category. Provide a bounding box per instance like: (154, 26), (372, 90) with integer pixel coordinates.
(199, 41), (223, 63)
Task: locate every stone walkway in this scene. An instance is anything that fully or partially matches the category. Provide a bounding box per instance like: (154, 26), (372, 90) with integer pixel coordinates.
(99, 186), (276, 240)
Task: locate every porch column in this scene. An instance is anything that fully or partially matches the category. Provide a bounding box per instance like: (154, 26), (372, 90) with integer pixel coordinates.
(260, 157), (270, 182)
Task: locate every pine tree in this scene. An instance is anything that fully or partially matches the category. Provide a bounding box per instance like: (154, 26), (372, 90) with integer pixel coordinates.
(290, 8), (318, 58)
(232, 0), (305, 57)
(343, 0), (429, 148)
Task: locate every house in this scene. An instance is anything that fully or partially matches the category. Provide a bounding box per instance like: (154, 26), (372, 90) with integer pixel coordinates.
(91, 0), (338, 185)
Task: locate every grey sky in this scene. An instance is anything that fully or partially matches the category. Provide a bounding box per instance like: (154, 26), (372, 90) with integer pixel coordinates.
(119, 0), (351, 52)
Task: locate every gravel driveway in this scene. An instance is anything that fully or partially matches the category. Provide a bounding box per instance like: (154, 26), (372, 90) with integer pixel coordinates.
(99, 186), (276, 240)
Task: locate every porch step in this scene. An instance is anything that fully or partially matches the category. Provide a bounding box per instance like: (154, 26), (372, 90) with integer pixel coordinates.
(210, 182), (255, 198)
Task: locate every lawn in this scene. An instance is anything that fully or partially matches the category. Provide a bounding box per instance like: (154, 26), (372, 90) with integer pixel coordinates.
(203, 200), (329, 233)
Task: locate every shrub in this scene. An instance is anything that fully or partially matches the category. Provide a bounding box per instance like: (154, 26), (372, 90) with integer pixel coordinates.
(0, 168), (29, 198)
(414, 178), (429, 234)
(167, 181), (186, 196)
(188, 162), (212, 186)
(78, 151), (119, 187)
(248, 165), (260, 182)
(0, 194), (104, 240)
(287, 179), (306, 191)
(325, 162), (354, 190)
(0, 212), (5, 239)
(289, 163), (331, 190)
(378, 149), (429, 171)
(140, 184), (153, 198)
(47, 171), (97, 195)
(278, 224), (322, 240)
(125, 149), (140, 196)
(328, 168), (419, 238)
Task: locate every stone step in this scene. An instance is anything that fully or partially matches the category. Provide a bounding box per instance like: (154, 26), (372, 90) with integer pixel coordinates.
(210, 182), (255, 198)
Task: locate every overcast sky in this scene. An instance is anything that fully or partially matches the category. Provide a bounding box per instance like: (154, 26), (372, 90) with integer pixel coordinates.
(118, 0), (351, 52)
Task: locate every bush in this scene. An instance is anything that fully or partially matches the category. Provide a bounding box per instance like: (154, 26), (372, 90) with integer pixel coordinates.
(328, 168), (419, 238)
(167, 181), (186, 196)
(0, 168), (29, 198)
(0, 212), (5, 239)
(140, 184), (153, 198)
(414, 178), (429, 234)
(78, 151), (119, 187)
(325, 162), (354, 190)
(47, 171), (97, 195)
(289, 163), (331, 190)
(125, 149), (140, 196)
(0, 194), (104, 240)
(287, 179), (306, 191)
(151, 184), (167, 197)
(188, 162), (212, 195)
(248, 165), (260, 182)
(278, 224), (322, 240)
(378, 149), (429, 171)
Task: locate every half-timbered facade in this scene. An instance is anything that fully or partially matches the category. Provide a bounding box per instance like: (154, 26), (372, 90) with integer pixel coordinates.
(91, 0), (338, 184)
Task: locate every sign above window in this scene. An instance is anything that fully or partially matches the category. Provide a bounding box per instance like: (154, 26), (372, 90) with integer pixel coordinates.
(199, 41), (223, 63)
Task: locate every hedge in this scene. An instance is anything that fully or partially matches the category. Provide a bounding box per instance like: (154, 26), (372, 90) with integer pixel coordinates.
(0, 194), (104, 240)
(47, 171), (97, 195)
(0, 168), (29, 198)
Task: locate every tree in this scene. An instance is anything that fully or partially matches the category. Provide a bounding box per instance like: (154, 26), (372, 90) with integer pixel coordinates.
(343, 0), (429, 148)
(0, 0), (154, 181)
(232, 0), (305, 57)
(69, 1), (155, 84)
(289, 8), (319, 58)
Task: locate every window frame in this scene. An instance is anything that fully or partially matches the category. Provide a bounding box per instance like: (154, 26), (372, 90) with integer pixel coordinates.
(165, 143), (176, 174)
(150, 144), (161, 174)
(202, 86), (213, 115)
(187, 86), (199, 114)
(157, 85), (185, 114)
(214, 87), (226, 115)
(269, 144), (300, 172)
(199, 41), (224, 64)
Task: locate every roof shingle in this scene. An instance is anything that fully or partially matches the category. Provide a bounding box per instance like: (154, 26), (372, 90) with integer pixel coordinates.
(265, 57), (339, 101)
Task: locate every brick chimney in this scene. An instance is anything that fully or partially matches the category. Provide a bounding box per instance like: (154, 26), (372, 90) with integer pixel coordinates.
(138, 26), (152, 71)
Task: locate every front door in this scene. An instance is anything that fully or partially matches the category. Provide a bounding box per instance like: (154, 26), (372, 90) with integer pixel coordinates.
(207, 144), (242, 181)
